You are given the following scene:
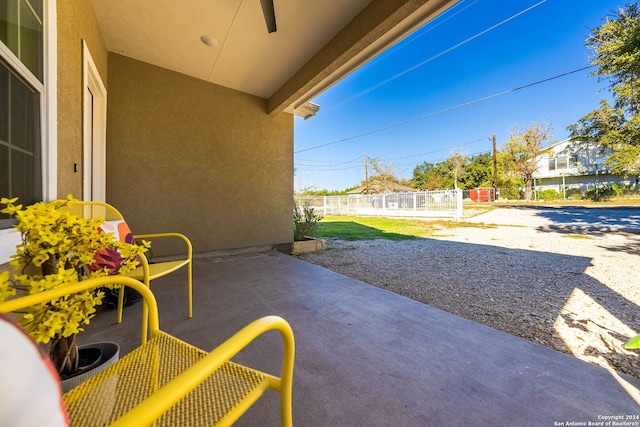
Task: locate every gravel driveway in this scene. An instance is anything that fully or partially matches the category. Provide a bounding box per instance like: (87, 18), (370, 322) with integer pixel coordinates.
(298, 210), (640, 378)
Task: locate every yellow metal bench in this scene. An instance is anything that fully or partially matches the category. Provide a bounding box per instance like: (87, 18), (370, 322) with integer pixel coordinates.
(0, 276), (295, 426)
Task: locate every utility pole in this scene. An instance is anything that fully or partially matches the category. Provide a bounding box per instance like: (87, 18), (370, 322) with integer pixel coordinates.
(364, 154), (369, 189)
(492, 134), (498, 201)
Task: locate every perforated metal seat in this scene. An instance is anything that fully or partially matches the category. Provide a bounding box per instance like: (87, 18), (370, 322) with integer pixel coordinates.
(64, 332), (273, 426)
(0, 276), (295, 427)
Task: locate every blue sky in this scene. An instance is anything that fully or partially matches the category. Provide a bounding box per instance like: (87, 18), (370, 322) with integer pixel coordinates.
(293, 0), (623, 192)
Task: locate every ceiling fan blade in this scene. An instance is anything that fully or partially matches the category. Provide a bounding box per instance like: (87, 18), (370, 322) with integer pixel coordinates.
(259, 0), (277, 33)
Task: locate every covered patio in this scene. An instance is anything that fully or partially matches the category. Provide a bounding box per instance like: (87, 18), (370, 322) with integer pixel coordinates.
(80, 249), (640, 426)
(5, 1), (637, 423)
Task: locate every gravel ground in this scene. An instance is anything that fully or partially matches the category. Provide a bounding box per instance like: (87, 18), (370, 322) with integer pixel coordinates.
(298, 224), (640, 378)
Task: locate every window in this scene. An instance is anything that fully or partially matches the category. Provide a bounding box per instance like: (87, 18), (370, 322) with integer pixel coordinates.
(548, 155), (569, 172)
(0, 0), (44, 81)
(0, 0), (43, 229)
(556, 156), (568, 169)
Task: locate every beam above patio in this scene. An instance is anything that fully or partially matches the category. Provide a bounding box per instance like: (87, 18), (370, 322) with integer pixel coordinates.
(82, 250), (640, 425)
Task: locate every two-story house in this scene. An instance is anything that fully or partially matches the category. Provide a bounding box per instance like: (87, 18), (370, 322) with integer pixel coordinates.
(532, 138), (632, 197)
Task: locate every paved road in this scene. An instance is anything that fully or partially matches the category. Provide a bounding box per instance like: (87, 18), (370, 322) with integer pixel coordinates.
(466, 205), (640, 233)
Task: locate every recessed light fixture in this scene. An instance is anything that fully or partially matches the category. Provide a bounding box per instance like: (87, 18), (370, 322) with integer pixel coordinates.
(200, 35), (218, 47)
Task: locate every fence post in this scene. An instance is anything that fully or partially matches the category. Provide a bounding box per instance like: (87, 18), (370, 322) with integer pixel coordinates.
(323, 196), (327, 216)
(455, 188), (463, 221)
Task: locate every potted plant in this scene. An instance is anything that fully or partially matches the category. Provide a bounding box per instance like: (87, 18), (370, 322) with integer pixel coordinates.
(292, 201), (325, 254)
(0, 196), (148, 382)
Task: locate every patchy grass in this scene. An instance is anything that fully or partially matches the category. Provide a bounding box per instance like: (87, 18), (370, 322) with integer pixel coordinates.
(561, 234), (595, 239)
(462, 202), (498, 218)
(317, 216), (490, 241)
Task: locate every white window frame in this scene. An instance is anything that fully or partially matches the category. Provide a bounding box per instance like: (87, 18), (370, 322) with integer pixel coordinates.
(0, 0), (57, 264)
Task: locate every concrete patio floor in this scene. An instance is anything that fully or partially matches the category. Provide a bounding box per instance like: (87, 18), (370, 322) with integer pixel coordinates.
(81, 249), (640, 426)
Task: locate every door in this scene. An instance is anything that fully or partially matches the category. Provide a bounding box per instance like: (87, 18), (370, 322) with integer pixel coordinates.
(82, 40), (107, 201)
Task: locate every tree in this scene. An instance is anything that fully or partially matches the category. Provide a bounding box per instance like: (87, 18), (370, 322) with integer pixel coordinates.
(412, 161), (448, 189)
(502, 123), (552, 200)
(363, 157), (399, 193)
(459, 153), (494, 189)
(568, 3), (640, 186)
(446, 151), (467, 189)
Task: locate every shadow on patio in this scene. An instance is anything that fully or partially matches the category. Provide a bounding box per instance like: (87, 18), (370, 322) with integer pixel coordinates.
(80, 249), (639, 426)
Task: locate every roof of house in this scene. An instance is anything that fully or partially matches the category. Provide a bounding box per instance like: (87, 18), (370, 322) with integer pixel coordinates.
(347, 182), (417, 194)
(539, 137), (594, 155)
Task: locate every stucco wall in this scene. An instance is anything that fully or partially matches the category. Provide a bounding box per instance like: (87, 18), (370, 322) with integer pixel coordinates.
(106, 54), (294, 256)
(56, 0), (107, 197)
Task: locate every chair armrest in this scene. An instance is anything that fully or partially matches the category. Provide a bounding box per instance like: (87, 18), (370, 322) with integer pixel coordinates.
(133, 232), (193, 259)
(133, 232), (191, 245)
(109, 316), (295, 427)
(0, 276), (161, 342)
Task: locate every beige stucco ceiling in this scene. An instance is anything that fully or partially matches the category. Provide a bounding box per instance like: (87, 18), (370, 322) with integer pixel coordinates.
(92, 0), (457, 115)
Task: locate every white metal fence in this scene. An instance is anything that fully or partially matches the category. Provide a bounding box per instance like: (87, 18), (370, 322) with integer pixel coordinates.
(295, 189), (463, 220)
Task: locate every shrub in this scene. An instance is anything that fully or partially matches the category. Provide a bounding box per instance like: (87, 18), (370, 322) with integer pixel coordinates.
(565, 188), (582, 200)
(586, 186), (616, 201)
(538, 189), (561, 201)
(611, 183), (628, 197)
(293, 201), (322, 240)
(498, 187), (521, 200)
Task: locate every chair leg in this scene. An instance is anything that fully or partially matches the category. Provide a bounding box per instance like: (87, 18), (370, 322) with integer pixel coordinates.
(281, 391), (293, 427)
(141, 300), (149, 346)
(140, 279), (150, 345)
(279, 321), (295, 427)
(187, 262), (193, 319)
(117, 285), (125, 324)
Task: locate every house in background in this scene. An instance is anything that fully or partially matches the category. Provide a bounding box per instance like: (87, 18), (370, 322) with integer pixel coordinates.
(532, 138), (633, 197)
(347, 181), (416, 195)
(0, 0), (458, 263)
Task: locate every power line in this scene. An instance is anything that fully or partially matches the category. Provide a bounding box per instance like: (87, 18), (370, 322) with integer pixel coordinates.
(296, 138), (489, 172)
(295, 155), (363, 164)
(362, 0), (482, 70)
(294, 164), (363, 172)
(325, 0), (548, 112)
(394, 149), (493, 167)
(386, 137), (489, 161)
(295, 65), (595, 154)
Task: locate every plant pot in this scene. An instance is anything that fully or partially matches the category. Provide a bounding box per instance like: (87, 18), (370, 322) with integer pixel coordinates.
(61, 342), (120, 393)
(99, 286), (143, 309)
(292, 237), (326, 255)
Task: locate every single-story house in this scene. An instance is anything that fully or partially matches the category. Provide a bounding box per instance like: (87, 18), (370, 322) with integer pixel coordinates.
(532, 138), (634, 196)
(347, 181), (417, 194)
(0, 0), (458, 263)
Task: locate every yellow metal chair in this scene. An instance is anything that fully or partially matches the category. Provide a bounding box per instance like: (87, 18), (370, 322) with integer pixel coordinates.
(65, 201), (193, 340)
(0, 276), (295, 426)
